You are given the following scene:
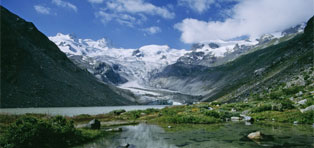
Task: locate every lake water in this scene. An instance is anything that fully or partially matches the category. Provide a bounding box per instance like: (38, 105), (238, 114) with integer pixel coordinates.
(0, 105), (167, 116)
(76, 122), (314, 148)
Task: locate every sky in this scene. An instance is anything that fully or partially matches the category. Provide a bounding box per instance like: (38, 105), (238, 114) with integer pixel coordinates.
(2, 0), (313, 49)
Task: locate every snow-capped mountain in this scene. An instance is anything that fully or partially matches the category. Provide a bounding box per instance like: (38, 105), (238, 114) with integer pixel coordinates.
(49, 23), (305, 104)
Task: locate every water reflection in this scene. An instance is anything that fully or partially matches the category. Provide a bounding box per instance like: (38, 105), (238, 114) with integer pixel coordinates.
(76, 122), (314, 148)
(111, 124), (177, 148)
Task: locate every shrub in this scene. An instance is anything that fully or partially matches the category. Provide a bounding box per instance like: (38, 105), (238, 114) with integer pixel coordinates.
(251, 104), (272, 113)
(202, 110), (220, 118)
(282, 86), (304, 95)
(110, 109), (126, 115)
(1, 115), (100, 148)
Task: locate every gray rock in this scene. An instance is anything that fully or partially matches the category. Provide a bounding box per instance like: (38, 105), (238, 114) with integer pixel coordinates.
(231, 108), (236, 112)
(248, 131), (262, 140)
(118, 143), (130, 148)
(298, 99), (307, 105)
(140, 112), (146, 116)
(86, 119), (100, 129)
(296, 91), (303, 96)
(293, 121), (299, 124)
(300, 105), (314, 113)
(240, 114), (253, 122)
(168, 126), (172, 128)
(231, 117), (240, 121)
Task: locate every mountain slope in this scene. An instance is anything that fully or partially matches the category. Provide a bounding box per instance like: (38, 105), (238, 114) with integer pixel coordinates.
(0, 6), (135, 107)
(151, 16), (313, 102)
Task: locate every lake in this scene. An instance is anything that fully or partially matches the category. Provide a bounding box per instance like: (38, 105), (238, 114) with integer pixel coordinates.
(0, 105), (167, 116)
(76, 122), (314, 148)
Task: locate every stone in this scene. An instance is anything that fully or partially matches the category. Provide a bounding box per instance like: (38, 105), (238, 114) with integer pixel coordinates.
(293, 121), (299, 125)
(168, 126), (172, 128)
(300, 105), (314, 113)
(140, 112), (146, 116)
(118, 143), (130, 148)
(298, 99), (307, 105)
(231, 117), (240, 121)
(248, 131), (263, 140)
(240, 115), (254, 122)
(242, 110), (250, 115)
(86, 119), (100, 129)
(231, 108), (236, 112)
(208, 107), (213, 110)
(296, 91), (303, 96)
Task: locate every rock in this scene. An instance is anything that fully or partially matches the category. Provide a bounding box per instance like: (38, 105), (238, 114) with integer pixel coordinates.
(240, 115), (254, 122)
(298, 99), (307, 105)
(245, 122), (252, 126)
(289, 97), (294, 101)
(140, 112), (146, 116)
(300, 105), (314, 113)
(105, 127), (122, 132)
(296, 91), (303, 96)
(293, 121), (299, 125)
(86, 119), (100, 129)
(231, 108), (236, 112)
(208, 107), (213, 110)
(248, 131), (263, 140)
(254, 68), (266, 76)
(242, 110), (250, 115)
(118, 143), (130, 148)
(168, 126), (172, 128)
(231, 117), (240, 121)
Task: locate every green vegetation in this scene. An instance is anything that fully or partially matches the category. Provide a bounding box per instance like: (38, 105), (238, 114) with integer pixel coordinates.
(0, 115), (105, 148)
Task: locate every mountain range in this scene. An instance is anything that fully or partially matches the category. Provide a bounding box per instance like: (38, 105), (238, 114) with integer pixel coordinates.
(48, 19), (311, 105)
(1, 5), (313, 107)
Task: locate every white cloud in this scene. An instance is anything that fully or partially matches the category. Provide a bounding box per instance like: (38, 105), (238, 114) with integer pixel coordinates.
(96, 11), (141, 27)
(88, 0), (104, 4)
(178, 0), (215, 13)
(175, 0), (314, 44)
(105, 0), (175, 19)
(142, 26), (161, 34)
(34, 5), (51, 15)
(52, 0), (77, 12)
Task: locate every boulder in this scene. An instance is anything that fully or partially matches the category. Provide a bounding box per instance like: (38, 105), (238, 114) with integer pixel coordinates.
(248, 131), (263, 140)
(86, 119), (100, 129)
(300, 105), (314, 113)
(298, 99), (307, 105)
(140, 112), (146, 116)
(240, 115), (254, 122)
(231, 117), (240, 121)
(231, 108), (236, 112)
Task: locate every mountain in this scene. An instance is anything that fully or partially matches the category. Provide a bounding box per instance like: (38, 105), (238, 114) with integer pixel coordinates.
(0, 6), (135, 108)
(49, 15), (310, 104)
(151, 16), (313, 103)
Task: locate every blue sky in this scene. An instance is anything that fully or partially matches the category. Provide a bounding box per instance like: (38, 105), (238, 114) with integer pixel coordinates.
(2, 0), (313, 49)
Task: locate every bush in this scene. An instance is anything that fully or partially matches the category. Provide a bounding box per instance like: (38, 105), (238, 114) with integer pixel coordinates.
(110, 109), (126, 115)
(202, 110), (220, 118)
(282, 86), (304, 95)
(251, 104), (272, 113)
(1, 115), (100, 148)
